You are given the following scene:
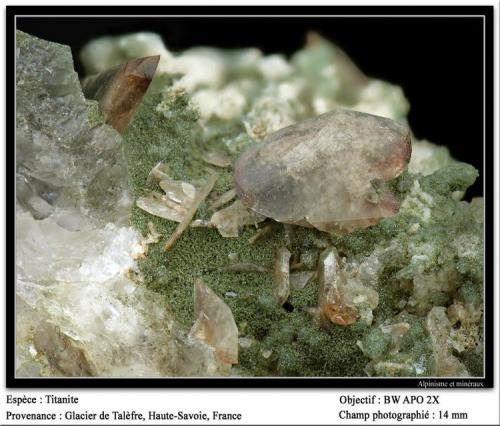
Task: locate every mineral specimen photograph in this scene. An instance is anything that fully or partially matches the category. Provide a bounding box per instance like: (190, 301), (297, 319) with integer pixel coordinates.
(12, 12), (489, 382)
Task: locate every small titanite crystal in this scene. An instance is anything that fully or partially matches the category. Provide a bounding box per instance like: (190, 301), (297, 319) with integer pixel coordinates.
(210, 200), (265, 238)
(290, 271), (315, 290)
(136, 178), (197, 223)
(234, 109), (411, 234)
(82, 56), (159, 133)
(190, 279), (239, 365)
(426, 307), (469, 377)
(33, 321), (97, 377)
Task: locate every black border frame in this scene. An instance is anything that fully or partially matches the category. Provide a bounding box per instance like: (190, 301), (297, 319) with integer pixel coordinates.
(5, 5), (495, 389)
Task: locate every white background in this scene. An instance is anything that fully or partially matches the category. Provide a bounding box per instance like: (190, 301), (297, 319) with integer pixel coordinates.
(1, 0), (498, 425)
(0, 389), (499, 424)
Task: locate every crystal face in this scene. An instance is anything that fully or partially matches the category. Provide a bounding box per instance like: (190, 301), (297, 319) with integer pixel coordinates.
(16, 30), (131, 227)
(272, 247), (292, 306)
(234, 109), (411, 234)
(15, 28), (484, 379)
(82, 55), (160, 133)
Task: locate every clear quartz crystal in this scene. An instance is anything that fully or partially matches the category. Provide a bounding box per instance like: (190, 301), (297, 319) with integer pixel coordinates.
(15, 31), (220, 377)
(426, 307), (469, 377)
(15, 212), (178, 377)
(137, 179), (197, 223)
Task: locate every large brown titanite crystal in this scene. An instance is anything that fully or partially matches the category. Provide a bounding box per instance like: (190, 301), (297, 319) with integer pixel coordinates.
(234, 109), (411, 234)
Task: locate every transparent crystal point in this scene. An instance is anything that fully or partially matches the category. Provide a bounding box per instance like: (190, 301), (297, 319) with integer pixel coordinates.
(190, 279), (238, 365)
(82, 55), (160, 133)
